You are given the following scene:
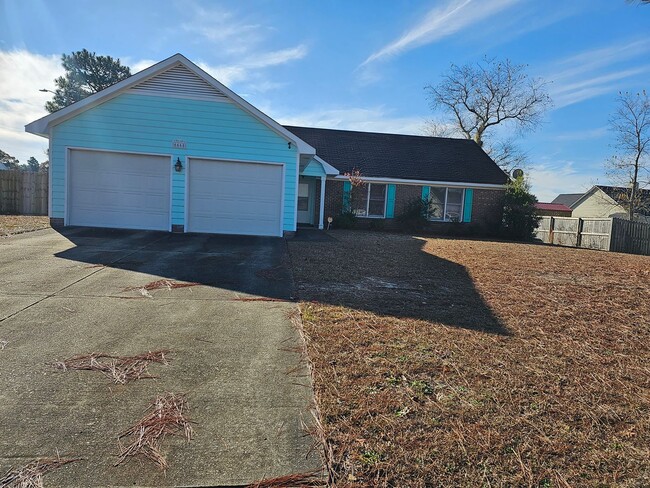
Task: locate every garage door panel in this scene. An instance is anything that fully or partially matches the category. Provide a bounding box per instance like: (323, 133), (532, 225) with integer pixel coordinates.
(68, 150), (170, 231)
(188, 159), (283, 236)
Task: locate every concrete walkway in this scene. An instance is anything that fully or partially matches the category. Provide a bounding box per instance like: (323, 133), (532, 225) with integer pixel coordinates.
(0, 228), (320, 487)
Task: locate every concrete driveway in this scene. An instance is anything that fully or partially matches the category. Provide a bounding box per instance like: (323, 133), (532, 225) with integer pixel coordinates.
(0, 227), (320, 487)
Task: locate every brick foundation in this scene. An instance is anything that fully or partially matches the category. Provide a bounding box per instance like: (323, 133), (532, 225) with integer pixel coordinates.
(49, 217), (64, 228)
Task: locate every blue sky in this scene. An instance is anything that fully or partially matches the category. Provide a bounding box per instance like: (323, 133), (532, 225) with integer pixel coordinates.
(1, 0), (649, 200)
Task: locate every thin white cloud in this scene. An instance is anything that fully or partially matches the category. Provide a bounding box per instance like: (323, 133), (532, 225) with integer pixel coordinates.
(196, 45), (308, 86)
(528, 161), (601, 202)
(545, 39), (650, 108)
(550, 127), (608, 142)
(0, 50), (63, 163)
(361, 0), (520, 66)
(274, 106), (428, 136)
(180, 3), (264, 55)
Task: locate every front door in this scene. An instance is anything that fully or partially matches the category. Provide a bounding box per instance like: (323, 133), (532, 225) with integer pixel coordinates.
(297, 178), (314, 225)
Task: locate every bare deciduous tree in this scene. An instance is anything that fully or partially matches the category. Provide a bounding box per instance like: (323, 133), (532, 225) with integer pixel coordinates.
(605, 90), (650, 221)
(425, 57), (551, 171)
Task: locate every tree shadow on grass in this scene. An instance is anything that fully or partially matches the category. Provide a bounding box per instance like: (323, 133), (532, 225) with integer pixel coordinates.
(289, 230), (510, 335)
(53, 227), (508, 335)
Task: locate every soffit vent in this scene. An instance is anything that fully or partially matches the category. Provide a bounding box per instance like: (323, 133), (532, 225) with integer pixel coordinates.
(129, 64), (228, 101)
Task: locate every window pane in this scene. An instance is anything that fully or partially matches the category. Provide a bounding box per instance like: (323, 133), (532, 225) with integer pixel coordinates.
(367, 184), (386, 217)
(298, 197), (309, 211)
(428, 187), (446, 220)
(351, 185), (367, 216)
(446, 189), (463, 221)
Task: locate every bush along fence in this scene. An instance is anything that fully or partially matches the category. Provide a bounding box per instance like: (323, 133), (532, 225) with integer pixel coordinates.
(0, 170), (48, 215)
(535, 216), (650, 256)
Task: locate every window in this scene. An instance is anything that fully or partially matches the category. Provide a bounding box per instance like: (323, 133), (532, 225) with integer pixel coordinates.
(428, 187), (465, 222)
(351, 183), (387, 218)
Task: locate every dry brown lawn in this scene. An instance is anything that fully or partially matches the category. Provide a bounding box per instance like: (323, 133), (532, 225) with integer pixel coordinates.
(288, 230), (650, 487)
(0, 215), (49, 236)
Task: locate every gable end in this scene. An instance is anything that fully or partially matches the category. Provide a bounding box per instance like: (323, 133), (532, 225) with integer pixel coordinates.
(129, 64), (228, 101)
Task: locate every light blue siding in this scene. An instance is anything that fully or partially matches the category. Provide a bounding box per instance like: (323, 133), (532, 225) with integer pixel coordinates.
(386, 184), (396, 218)
(50, 93), (298, 231)
(301, 158), (326, 177)
(463, 188), (473, 223)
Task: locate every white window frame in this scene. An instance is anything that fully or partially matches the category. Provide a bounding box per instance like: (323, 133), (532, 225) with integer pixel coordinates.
(428, 187), (465, 222)
(354, 183), (387, 218)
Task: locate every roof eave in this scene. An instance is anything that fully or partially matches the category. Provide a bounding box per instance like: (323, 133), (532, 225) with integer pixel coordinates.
(24, 53), (316, 155)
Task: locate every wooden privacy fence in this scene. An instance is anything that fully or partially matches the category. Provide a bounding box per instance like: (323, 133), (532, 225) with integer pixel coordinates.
(535, 216), (650, 256)
(0, 170), (48, 215)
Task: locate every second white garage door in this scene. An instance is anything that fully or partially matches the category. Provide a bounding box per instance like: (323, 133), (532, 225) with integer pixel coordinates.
(187, 158), (284, 236)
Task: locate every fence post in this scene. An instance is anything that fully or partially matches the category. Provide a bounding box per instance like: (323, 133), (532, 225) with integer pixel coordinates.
(548, 216), (555, 244)
(576, 218), (584, 248)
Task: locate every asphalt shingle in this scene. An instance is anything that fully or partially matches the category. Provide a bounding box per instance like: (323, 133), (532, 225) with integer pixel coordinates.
(285, 126), (509, 185)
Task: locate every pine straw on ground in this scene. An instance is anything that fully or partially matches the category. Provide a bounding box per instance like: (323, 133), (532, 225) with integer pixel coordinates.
(247, 471), (325, 488)
(288, 230), (650, 487)
(54, 350), (170, 384)
(0, 215), (49, 237)
(117, 393), (194, 470)
(0, 457), (79, 488)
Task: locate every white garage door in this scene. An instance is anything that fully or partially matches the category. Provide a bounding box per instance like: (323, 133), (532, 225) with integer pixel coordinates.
(187, 159), (283, 236)
(68, 150), (170, 231)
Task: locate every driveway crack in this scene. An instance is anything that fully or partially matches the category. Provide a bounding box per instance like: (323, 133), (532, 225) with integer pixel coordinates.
(0, 234), (169, 323)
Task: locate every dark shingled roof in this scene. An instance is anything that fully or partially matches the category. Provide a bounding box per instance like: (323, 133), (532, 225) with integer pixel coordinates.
(551, 193), (584, 208)
(284, 126), (509, 185)
(596, 185), (650, 215)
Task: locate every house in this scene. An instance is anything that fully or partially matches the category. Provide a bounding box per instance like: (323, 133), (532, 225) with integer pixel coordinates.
(568, 185), (650, 222)
(535, 202), (572, 217)
(25, 54), (508, 237)
(0, 162), (9, 170)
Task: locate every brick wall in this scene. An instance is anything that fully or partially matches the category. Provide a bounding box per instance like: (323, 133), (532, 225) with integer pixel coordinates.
(324, 179), (344, 220)
(323, 179), (505, 236)
(472, 189), (505, 231)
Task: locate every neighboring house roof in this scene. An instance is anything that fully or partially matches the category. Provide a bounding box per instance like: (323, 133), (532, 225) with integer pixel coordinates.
(25, 54), (315, 155)
(551, 193), (583, 208)
(284, 126), (508, 186)
(571, 185), (650, 216)
(0, 162), (8, 170)
(595, 185), (650, 215)
(536, 202), (572, 212)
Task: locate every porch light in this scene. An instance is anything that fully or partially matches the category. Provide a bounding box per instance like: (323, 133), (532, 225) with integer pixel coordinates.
(174, 158), (183, 172)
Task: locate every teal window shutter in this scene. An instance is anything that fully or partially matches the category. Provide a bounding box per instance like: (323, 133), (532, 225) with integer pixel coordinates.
(421, 186), (430, 201)
(343, 181), (352, 211)
(386, 184), (396, 218)
(463, 188), (473, 222)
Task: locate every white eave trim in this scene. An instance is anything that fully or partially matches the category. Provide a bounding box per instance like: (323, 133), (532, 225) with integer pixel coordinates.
(314, 155), (339, 175)
(330, 175), (506, 189)
(24, 53), (316, 155)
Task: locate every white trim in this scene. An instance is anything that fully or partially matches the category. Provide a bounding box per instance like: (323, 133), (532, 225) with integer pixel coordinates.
(183, 156), (190, 231)
(331, 174), (506, 190)
(185, 156), (285, 237)
(168, 155), (174, 232)
(64, 146), (173, 158)
(25, 54), (316, 156)
(319, 176), (326, 230)
(352, 182), (388, 218)
(65, 147), (173, 230)
(64, 148), (69, 225)
(47, 130), (52, 218)
(427, 186), (465, 222)
(293, 151), (300, 232)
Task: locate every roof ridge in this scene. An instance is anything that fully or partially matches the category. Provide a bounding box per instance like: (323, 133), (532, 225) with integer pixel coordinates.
(283, 124), (477, 143)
